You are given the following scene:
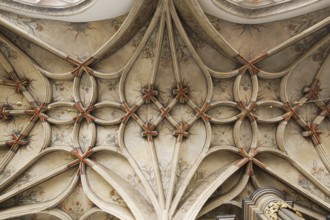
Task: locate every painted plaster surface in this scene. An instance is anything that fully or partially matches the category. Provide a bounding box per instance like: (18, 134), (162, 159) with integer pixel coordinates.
(0, 1), (329, 219)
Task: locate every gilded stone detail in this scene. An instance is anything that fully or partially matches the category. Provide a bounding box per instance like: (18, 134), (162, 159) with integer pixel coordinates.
(264, 200), (304, 220)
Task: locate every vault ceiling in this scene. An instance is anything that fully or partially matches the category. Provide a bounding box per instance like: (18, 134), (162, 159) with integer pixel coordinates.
(0, 0), (329, 219)
(0, 0), (329, 23)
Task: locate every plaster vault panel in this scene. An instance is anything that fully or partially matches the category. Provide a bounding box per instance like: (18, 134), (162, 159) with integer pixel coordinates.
(0, 0), (329, 220)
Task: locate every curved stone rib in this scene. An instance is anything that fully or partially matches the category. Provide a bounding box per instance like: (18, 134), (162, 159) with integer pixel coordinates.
(79, 207), (102, 220)
(80, 171), (135, 220)
(265, 16), (330, 57)
(130, 9), (165, 134)
(233, 73), (258, 104)
(46, 102), (77, 125)
(0, 1), (328, 219)
(0, 47), (38, 104)
(92, 0), (158, 60)
(0, 146), (72, 190)
(0, 119), (44, 173)
(208, 101), (239, 124)
(86, 159), (158, 219)
(39, 209), (73, 220)
(216, 28), (329, 94)
(90, 76), (98, 106)
(257, 148), (330, 198)
(253, 158), (330, 211)
(275, 120), (288, 154)
(233, 119), (243, 150)
(89, 122), (97, 148)
(0, 34), (52, 104)
(91, 121), (116, 133)
(312, 100), (330, 125)
(0, 139), (13, 149)
(73, 77), (81, 104)
(71, 122), (96, 151)
(0, 46), (17, 71)
(169, 0), (213, 102)
(92, 146), (125, 156)
(169, 122), (212, 218)
(258, 34), (330, 79)
(185, 100), (206, 125)
(251, 74), (259, 102)
(314, 53), (330, 82)
(148, 139), (166, 210)
(165, 136), (182, 211)
(173, 160), (243, 220)
(152, 98), (180, 128)
(37, 68), (74, 80)
(0, 164), (75, 204)
(313, 142), (330, 173)
(0, 18), (69, 59)
(197, 167), (250, 218)
(310, 54), (330, 124)
(93, 101), (124, 125)
(275, 99), (330, 173)
(250, 172), (261, 189)
(173, 0), (239, 59)
(207, 67), (240, 79)
(151, 12), (166, 86)
(250, 120), (258, 149)
(209, 0), (326, 21)
(40, 121), (51, 150)
(0, 31), (73, 81)
(118, 3), (163, 103)
(210, 115), (239, 124)
(42, 209), (73, 220)
(0, 0), (158, 83)
(280, 108), (330, 172)
(72, 75), (97, 107)
(0, 172), (79, 219)
(233, 118), (258, 149)
(0, 0), (157, 62)
(294, 203), (328, 220)
(0, 108), (32, 118)
(206, 146), (240, 156)
(118, 123), (162, 214)
(233, 74), (242, 102)
(258, 69), (291, 80)
(255, 100), (286, 123)
(92, 68), (124, 80)
(72, 122), (82, 150)
(166, 1), (181, 86)
(15, 0), (100, 16)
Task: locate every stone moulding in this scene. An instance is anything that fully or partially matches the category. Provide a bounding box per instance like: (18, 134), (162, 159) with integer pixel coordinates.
(211, 0), (321, 18)
(0, 0), (95, 16)
(13, 0), (86, 9)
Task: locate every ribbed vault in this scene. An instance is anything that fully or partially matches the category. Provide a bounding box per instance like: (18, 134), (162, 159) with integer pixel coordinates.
(0, 1), (329, 219)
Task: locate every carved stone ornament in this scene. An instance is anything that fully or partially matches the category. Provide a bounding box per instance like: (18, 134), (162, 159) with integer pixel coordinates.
(264, 200), (304, 220)
(243, 187), (306, 220)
